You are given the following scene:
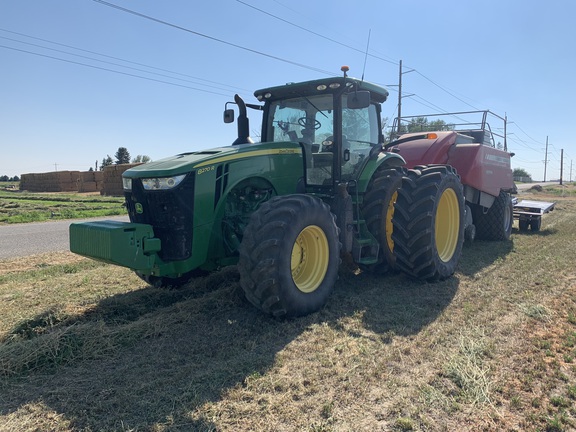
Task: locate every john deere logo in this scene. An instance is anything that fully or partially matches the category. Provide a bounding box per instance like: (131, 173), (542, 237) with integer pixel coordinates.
(135, 203), (144, 214)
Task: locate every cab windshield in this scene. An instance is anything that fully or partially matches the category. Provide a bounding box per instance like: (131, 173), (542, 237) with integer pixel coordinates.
(267, 94), (334, 145)
(267, 93), (379, 185)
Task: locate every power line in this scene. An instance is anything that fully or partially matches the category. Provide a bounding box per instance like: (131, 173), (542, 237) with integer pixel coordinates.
(507, 120), (542, 146)
(411, 70), (481, 111)
(235, 0), (398, 66)
(0, 34), (244, 95)
(507, 135), (541, 152)
(0, 28), (249, 92)
(0, 44), (232, 96)
(92, 0), (337, 76)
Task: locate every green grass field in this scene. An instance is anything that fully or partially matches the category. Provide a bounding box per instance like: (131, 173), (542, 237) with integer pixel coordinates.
(0, 190), (126, 224)
(0, 187), (575, 431)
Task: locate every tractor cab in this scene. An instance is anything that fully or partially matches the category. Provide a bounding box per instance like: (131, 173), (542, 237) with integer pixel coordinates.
(251, 68), (389, 189)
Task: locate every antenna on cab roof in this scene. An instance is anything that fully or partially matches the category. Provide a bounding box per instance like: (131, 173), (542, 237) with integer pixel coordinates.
(361, 29), (371, 81)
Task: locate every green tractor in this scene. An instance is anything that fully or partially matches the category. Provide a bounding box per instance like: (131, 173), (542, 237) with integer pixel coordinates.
(70, 67), (465, 318)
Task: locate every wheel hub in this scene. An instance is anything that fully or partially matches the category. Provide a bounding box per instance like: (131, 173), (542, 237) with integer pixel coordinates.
(435, 188), (460, 262)
(291, 225), (329, 293)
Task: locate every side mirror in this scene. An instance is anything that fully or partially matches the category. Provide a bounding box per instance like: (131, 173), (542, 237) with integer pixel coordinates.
(223, 108), (235, 124)
(347, 91), (370, 109)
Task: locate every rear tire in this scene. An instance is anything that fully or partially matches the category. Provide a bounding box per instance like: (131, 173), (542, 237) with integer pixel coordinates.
(518, 219), (529, 232)
(362, 167), (404, 271)
(473, 191), (513, 241)
(392, 165), (465, 281)
(238, 194), (341, 318)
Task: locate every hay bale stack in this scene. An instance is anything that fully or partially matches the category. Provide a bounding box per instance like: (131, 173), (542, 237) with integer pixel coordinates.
(78, 171), (104, 193)
(19, 171), (80, 192)
(101, 163), (141, 196)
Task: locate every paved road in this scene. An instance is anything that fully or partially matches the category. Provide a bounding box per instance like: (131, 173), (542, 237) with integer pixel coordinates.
(0, 216), (128, 260)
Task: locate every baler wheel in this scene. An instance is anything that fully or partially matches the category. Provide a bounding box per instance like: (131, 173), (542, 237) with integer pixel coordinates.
(238, 194), (341, 318)
(392, 165), (465, 281)
(473, 191), (513, 241)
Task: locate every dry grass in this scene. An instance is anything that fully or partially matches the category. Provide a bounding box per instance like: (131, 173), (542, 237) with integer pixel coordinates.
(0, 187), (575, 431)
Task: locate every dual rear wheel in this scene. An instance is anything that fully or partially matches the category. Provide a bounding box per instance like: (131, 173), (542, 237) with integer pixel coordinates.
(392, 165), (465, 281)
(239, 165), (467, 316)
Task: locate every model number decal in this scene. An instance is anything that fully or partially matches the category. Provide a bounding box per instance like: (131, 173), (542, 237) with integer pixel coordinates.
(197, 165), (215, 175)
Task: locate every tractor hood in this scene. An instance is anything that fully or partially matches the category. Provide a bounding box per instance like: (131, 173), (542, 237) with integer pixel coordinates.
(122, 142), (302, 179)
(122, 147), (232, 178)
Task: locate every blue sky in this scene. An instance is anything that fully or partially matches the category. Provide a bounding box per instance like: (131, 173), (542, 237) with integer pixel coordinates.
(1, 0), (574, 181)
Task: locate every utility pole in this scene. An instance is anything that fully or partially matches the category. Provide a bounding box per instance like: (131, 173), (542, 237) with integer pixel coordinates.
(396, 60), (415, 135)
(560, 149), (563, 185)
(54, 163), (58, 172)
(543, 136), (548, 182)
(570, 159), (573, 182)
(397, 60), (403, 135)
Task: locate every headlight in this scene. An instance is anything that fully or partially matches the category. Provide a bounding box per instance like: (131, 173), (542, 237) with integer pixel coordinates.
(122, 177), (132, 191)
(141, 174), (186, 190)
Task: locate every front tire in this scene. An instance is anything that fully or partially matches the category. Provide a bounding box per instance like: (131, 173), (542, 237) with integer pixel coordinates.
(392, 165), (465, 281)
(238, 195), (341, 318)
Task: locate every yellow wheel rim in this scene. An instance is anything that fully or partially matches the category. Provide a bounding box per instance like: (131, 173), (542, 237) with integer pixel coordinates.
(435, 188), (460, 262)
(291, 225), (329, 293)
(385, 190), (398, 253)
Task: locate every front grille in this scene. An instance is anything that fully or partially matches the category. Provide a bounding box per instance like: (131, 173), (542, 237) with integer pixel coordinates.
(125, 173), (195, 261)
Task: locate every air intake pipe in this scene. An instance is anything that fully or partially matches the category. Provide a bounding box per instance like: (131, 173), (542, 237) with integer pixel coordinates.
(232, 94), (254, 145)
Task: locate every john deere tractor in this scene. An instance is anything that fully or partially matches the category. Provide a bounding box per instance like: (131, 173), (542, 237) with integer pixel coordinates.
(70, 67), (465, 318)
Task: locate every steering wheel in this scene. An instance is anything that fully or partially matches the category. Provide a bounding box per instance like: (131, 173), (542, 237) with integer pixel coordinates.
(298, 117), (321, 130)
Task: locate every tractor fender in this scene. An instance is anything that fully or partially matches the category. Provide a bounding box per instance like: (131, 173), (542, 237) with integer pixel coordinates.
(356, 151), (405, 192)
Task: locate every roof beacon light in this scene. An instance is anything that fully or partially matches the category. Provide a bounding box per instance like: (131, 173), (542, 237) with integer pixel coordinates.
(341, 65), (349, 77)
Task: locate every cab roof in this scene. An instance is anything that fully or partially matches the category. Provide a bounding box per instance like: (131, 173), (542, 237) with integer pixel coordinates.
(254, 76), (389, 104)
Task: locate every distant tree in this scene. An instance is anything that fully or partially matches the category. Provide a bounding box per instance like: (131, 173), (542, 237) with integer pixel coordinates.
(405, 117), (453, 133)
(513, 168), (532, 181)
(88, 167), (94, 172)
(11, 175), (20, 181)
(387, 118), (455, 139)
(0, 175), (8, 182)
(115, 147), (131, 165)
(101, 155), (113, 170)
(132, 155), (152, 163)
